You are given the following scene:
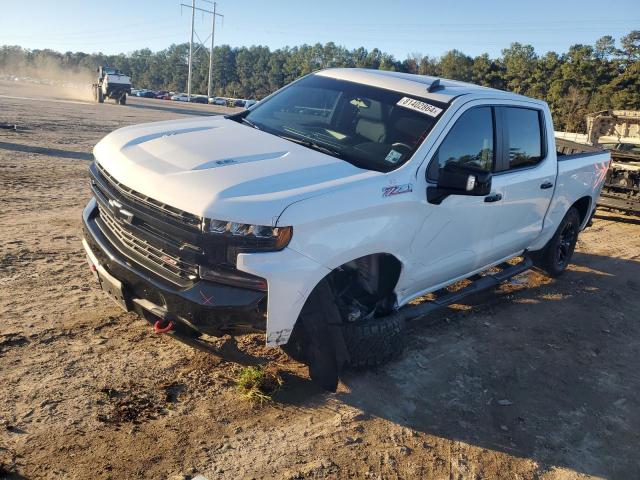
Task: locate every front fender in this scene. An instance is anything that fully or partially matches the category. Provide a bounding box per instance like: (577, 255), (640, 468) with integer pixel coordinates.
(236, 248), (330, 346)
(276, 176), (422, 284)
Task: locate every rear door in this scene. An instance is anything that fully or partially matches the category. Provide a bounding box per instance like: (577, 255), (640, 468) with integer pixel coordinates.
(491, 106), (556, 255)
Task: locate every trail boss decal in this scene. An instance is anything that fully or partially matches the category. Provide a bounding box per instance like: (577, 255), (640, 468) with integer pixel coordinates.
(383, 183), (413, 197)
(397, 97), (443, 117)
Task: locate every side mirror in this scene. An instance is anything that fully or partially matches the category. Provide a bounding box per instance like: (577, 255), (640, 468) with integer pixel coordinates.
(427, 163), (491, 204)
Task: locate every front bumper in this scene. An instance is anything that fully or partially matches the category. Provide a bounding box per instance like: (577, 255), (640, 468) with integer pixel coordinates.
(82, 198), (266, 336)
(105, 84), (131, 98)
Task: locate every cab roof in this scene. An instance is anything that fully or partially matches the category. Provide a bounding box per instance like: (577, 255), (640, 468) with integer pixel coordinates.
(316, 68), (540, 105)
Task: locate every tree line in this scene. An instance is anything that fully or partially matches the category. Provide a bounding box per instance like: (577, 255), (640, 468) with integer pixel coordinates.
(1, 31), (638, 131)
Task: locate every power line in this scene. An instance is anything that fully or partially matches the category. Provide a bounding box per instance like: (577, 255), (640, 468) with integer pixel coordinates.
(180, 0), (223, 100)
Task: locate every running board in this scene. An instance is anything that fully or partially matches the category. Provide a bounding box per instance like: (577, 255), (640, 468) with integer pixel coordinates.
(395, 256), (533, 323)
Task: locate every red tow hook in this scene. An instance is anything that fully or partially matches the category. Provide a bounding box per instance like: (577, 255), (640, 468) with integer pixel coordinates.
(153, 319), (174, 334)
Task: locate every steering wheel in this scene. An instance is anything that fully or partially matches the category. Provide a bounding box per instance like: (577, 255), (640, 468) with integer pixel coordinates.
(391, 142), (412, 153)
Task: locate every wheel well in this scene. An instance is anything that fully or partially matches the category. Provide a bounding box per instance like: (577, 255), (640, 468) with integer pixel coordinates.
(284, 253), (402, 358)
(572, 196), (592, 225)
(324, 253), (402, 313)
(296, 253), (403, 322)
(333, 253), (402, 292)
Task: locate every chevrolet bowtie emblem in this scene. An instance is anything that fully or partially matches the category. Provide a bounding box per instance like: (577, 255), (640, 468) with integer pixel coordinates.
(117, 208), (134, 223)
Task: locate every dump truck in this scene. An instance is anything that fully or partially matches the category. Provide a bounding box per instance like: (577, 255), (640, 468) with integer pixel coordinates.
(93, 66), (131, 105)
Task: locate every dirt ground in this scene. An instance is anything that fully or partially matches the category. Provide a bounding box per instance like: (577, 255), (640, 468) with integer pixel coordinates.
(1, 80), (639, 480)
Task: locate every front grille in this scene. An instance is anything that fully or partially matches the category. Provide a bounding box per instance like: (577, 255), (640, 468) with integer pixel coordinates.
(90, 162), (203, 287)
(98, 205), (199, 283)
(96, 162), (202, 230)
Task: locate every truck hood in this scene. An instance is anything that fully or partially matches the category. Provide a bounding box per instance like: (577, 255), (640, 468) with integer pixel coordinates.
(93, 116), (378, 225)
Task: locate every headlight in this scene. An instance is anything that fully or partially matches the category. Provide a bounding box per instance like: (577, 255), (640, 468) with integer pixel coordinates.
(203, 219), (292, 250)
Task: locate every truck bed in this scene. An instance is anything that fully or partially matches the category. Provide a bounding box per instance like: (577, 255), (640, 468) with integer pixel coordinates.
(556, 137), (601, 157)
(556, 138), (640, 216)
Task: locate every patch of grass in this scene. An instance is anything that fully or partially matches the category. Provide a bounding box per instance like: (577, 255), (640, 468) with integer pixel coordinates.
(235, 365), (284, 404)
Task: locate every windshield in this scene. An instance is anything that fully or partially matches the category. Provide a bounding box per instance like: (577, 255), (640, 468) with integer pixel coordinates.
(236, 74), (447, 172)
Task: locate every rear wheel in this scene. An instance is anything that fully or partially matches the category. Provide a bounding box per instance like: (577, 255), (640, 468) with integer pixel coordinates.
(531, 207), (580, 277)
(97, 89), (104, 103)
(119, 94), (126, 105)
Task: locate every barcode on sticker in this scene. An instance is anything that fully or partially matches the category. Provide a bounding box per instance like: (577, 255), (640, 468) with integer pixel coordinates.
(397, 97), (443, 117)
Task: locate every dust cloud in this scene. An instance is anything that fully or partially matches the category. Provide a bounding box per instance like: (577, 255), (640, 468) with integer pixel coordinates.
(0, 56), (96, 101)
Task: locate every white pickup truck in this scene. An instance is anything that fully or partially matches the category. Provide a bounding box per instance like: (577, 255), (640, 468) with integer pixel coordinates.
(82, 68), (610, 390)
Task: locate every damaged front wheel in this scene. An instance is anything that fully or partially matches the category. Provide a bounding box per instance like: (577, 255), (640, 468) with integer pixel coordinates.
(282, 274), (406, 390)
(341, 315), (406, 369)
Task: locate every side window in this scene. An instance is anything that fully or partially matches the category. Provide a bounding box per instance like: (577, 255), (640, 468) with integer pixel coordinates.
(428, 107), (494, 180)
(504, 107), (544, 169)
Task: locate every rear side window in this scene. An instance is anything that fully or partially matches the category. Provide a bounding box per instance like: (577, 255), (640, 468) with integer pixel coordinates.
(428, 106), (494, 180)
(504, 107), (544, 169)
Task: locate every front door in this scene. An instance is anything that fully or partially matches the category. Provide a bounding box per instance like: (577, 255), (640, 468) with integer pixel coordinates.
(401, 105), (505, 299)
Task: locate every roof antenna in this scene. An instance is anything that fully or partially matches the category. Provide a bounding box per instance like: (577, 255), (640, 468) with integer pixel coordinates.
(428, 78), (444, 93)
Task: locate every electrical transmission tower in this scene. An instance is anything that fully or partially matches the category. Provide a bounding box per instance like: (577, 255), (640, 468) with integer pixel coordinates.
(180, 0), (224, 100)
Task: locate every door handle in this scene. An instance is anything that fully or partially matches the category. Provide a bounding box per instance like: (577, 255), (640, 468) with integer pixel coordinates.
(540, 181), (554, 189)
(484, 193), (502, 203)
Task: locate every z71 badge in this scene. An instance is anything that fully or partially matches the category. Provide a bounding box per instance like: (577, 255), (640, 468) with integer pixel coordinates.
(383, 184), (413, 197)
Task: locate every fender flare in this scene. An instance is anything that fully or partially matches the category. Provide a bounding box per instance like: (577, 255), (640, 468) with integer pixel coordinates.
(237, 249), (402, 346)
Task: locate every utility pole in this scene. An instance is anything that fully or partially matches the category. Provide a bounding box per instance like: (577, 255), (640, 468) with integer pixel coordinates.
(181, 1), (223, 101)
(187, 0), (195, 101)
(207, 2), (217, 98)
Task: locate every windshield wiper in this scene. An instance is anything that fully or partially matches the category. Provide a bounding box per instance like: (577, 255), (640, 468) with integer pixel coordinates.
(279, 134), (344, 159)
(239, 116), (260, 130)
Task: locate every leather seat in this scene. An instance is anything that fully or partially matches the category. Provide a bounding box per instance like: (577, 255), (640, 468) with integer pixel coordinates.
(355, 101), (386, 143)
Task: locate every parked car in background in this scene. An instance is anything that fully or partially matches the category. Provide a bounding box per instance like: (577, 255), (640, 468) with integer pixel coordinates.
(136, 90), (156, 98)
(233, 99), (246, 107)
(189, 96), (208, 104)
(171, 94), (189, 102)
(130, 88), (140, 96)
(209, 97), (227, 106)
(244, 99), (258, 108)
(155, 91), (171, 100)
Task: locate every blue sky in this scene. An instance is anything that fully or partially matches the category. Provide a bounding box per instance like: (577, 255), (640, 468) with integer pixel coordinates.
(1, 0), (638, 59)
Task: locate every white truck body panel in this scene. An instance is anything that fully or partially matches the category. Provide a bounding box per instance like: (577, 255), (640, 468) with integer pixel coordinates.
(92, 69), (610, 346)
(528, 151), (609, 251)
(93, 116), (377, 227)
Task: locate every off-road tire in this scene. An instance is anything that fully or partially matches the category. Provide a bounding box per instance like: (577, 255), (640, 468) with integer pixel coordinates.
(284, 315), (406, 368)
(97, 89), (104, 103)
(341, 316), (406, 369)
(282, 279), (406, 389)
(119, 94), (126, 105)
(281, 322), (306, 363)
(283, 280), (342, 391)
(531, 207), (580, 277)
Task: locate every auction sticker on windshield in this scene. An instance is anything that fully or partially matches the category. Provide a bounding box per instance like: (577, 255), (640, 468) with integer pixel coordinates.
(397, 97), (443, 117)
